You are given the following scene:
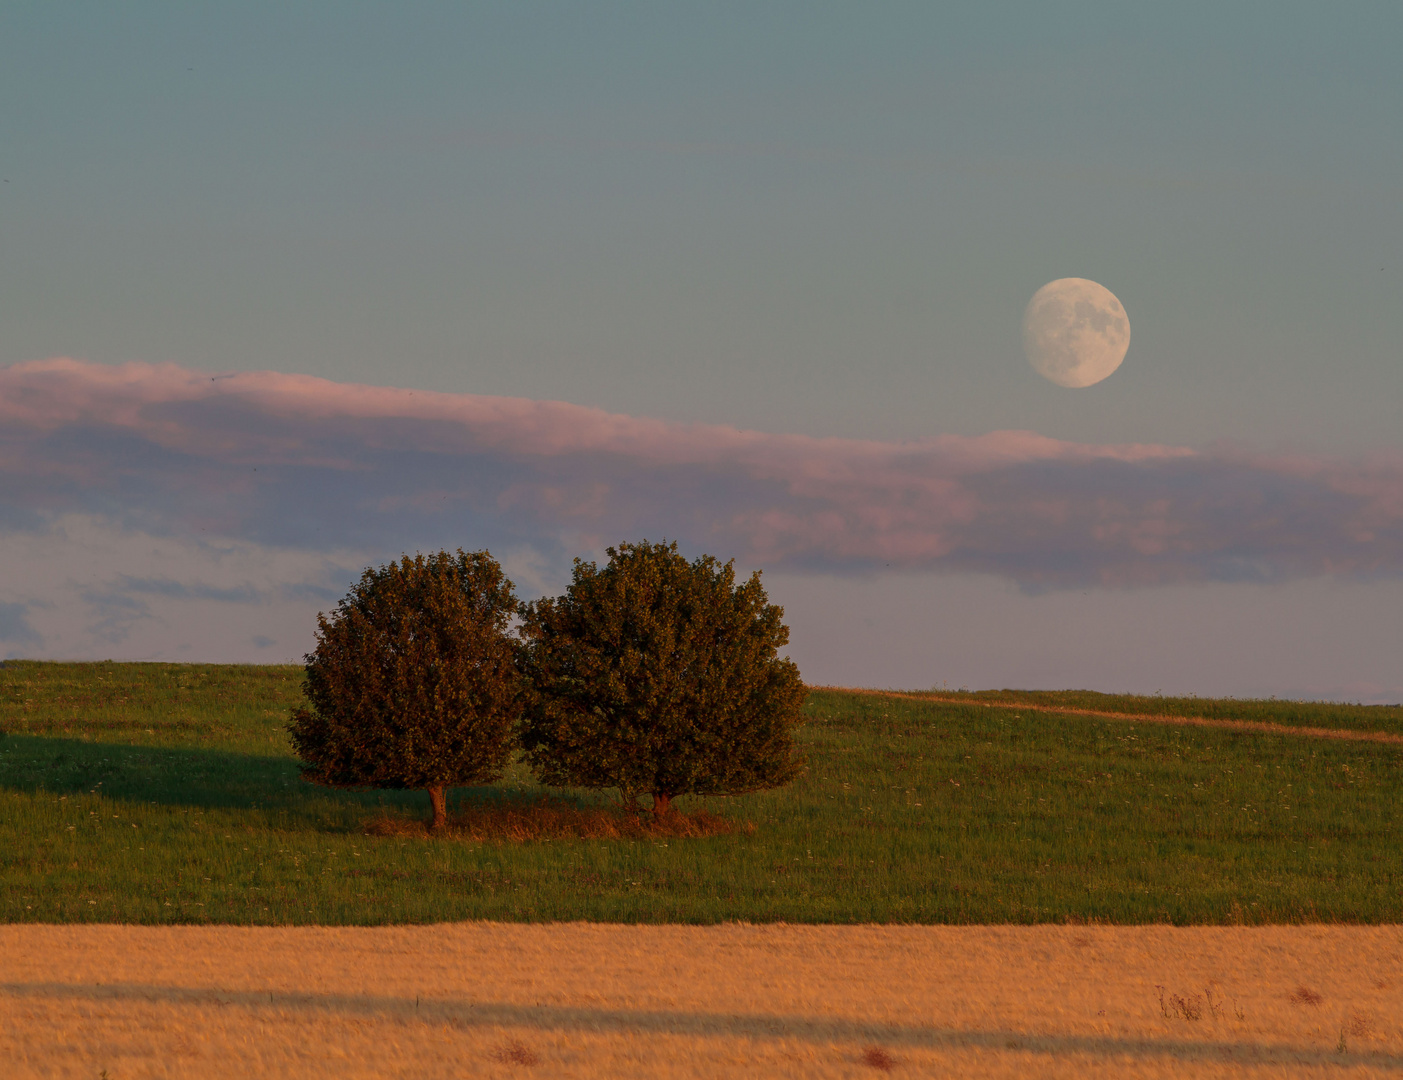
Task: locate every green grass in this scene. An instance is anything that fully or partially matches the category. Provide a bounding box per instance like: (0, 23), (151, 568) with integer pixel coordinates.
(1, 661), (1400, 925)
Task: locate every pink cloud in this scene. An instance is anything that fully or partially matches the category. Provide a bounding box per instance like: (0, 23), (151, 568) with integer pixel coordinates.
(2, 357), (1401, 588)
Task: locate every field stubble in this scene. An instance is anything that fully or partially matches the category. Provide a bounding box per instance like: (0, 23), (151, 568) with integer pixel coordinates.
(1, 922), (1400, 1078)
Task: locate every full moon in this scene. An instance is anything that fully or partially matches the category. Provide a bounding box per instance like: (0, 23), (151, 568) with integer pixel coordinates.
(1022, 278), (1130, 388)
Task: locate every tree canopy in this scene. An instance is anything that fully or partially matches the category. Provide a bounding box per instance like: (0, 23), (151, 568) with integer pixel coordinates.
(519, 540), (805, 813)
(288, 549), (522, 829)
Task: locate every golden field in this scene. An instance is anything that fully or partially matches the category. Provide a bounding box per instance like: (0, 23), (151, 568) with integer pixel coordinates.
(2, 923), (1400, 1078)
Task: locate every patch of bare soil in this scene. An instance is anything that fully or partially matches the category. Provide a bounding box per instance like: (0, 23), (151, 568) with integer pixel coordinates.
(2, 924), (1400, 1078)
(364, 797), (752, 841)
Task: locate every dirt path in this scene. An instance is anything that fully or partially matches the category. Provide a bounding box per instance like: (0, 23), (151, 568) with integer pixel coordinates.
(2, 923), (1400, 1078)
(828, 687), (1403, 747)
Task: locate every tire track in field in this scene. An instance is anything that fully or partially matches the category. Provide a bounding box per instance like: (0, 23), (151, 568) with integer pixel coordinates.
(823, 687), (1403, 746)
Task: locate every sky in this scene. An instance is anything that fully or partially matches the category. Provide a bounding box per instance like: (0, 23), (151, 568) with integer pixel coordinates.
(2, 3), (1400, 700)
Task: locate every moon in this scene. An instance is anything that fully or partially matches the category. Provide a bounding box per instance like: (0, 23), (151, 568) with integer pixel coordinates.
(1022, 278), (1130, 388)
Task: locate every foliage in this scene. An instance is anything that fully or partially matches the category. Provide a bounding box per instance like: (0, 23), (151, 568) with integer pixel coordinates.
(287, 550), (522, 827)
(519, 540), (806, 813)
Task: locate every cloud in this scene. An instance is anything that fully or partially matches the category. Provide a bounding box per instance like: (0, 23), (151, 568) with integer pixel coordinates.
(0, 511), (369, 661)
(0, 601), (40, 647)
(1, 358), (1401, 596)
(117, 577), (263, 604)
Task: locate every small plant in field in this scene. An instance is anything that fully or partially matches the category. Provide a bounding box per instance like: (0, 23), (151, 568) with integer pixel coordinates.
(288, 550), (523, 830)
(1288, 985), (1323, 1006)
(861, 1046), (896, 1071)
(519, 540), (805, 814)
(1336, 1013), (1374, 1054)
(1172, 993), (1203, 1020)
(1156, 985), (1203, 1020)
(491, 1039), (539, 1066)
(1204, 985), (1224, 1019)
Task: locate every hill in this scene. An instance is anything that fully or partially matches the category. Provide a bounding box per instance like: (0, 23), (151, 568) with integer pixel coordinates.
(1, 661), (1399, 924)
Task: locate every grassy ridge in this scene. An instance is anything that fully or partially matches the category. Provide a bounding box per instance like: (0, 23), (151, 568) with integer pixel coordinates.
(1, 662), (1400, 925)
(0, 661), (302, 753)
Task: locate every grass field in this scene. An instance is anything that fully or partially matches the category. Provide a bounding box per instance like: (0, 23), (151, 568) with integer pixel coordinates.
(1, 661), (1400, 925)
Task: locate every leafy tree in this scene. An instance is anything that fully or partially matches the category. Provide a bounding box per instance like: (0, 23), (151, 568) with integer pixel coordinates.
(519, 540), (805, 814)
(288, 550), (522, 829)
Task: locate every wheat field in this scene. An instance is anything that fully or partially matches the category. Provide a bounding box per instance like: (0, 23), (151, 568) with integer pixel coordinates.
(2, 922), (1400, 1078)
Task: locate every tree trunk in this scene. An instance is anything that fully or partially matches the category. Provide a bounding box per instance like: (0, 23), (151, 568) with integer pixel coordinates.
(428, 785), (448, 830)
(651, 792), (672, 816)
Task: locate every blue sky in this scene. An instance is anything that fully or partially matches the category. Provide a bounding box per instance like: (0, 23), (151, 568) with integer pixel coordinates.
(2, 3), (1400, 699)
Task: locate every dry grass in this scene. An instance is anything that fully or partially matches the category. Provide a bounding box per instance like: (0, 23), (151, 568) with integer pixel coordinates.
(363, 795), (754, 842)
(1288, 985), (1324, 1006)
(3, 923), (1401, 1079)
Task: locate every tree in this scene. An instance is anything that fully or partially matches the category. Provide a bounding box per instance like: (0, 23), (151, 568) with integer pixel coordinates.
(519, 540), (805, 814)
(288, 549), (522, 830)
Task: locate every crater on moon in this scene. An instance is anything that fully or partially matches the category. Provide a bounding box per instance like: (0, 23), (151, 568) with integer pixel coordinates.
(1023, 278), (1130, 388)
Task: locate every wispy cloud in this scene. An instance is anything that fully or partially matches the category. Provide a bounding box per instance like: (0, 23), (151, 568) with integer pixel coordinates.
(2, 358), (1401, 595)
(0, 601), (40, 648)
(0, 511), (368, 661)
